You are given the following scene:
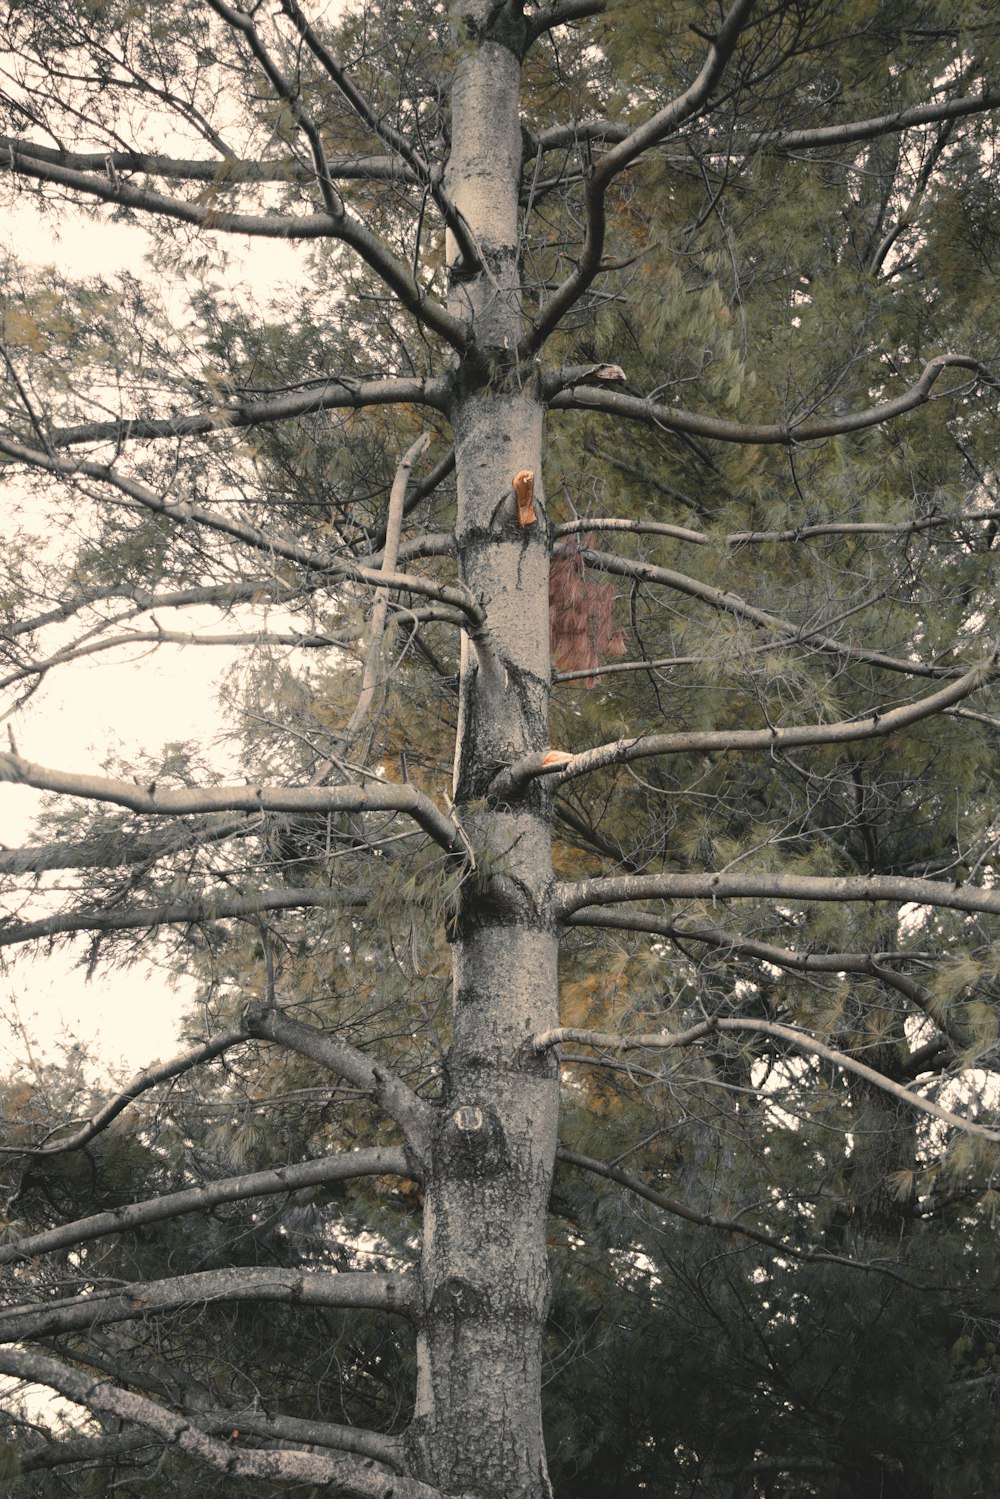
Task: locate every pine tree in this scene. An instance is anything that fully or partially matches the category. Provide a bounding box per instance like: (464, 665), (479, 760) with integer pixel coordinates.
(2, 3), (1000, 1496)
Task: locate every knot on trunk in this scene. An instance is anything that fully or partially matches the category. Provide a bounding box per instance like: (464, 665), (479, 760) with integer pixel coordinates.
(436, 1101), (508, 1176)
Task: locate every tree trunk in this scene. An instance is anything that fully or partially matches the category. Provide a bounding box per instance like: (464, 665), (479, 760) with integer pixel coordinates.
(409, 11), (561, 1498)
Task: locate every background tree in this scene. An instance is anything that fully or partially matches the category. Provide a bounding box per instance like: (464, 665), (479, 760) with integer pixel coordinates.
(2, 2), (1000, 1496)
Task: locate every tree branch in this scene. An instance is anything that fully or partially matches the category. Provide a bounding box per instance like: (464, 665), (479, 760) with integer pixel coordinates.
(555, 870), (1000, 921)
(543, 1020), (1000, 1141)
(0, 1346), (445, 1499)
(0, 751), (468, 856)
(557, 1149), (925, 1283)
(563, 906), (973, 1054)
(0, 135), (413, 184)
(2, 1028), (249, 1159)
(0, 1146), (411, 1267)
(491, 649), (999, 798)
(242, 1004), (434, 1152)
(0, 144), (470, 352)
(548, 353), (995, 444)
(43, 375), (448, 451)
(526, 0), (756, 352)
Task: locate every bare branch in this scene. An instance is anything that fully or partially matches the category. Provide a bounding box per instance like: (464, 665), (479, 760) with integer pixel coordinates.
(3, 1028), (249, 1158)
(0, 749), (468, 855)
(548, 353), (995, 444)
(561, 544), (966, 679)
(564, 906), (973, 1054)
(0, 144), (470, 352)
(242, 1004), (434, 1150)
(0, 135), (413, 184)
(44, 375), (448, 451)
(553, 509), (1000, 550)
(0, 1266), (412, 1344)
(0, 435), (482, 629)
(525, 0), (608, 45)
(491, 650), (999, 798)
(0, 1147), (411, 1267)
(556, 870), (1000, 921)
(540, 1022), (1000, 1143)
(762, 85), (1000, 154)
(0, 885), (367, 947)
(0, 1346), (445, 1499)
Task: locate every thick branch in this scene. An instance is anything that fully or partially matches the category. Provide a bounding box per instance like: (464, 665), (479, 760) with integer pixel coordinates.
(242, 1004), (434, 1150)
(44, 375), (447, 451)
(0, 1267), (412, 1343)
(556, 871), (1000, 921)
(0, 1346), (444, 1499)
(491, 650), (999, 798)
(548, 353), (994, 443)
(0, 1146), (410, 1267)
(564, 907), (973, 1054)
(0, 885), (367, 948)
(0, 750), (468, 855)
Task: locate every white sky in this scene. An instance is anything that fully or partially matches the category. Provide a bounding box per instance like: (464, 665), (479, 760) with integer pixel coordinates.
(2, 205), (305, 1077)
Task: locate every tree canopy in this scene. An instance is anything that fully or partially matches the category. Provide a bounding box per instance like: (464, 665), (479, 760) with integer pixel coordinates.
(1, 3), (1000, 1497)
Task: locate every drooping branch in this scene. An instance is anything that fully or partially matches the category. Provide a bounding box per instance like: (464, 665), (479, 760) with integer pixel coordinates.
(559, 543), (965, 679)
(548, 353), (995, 444)
(0, 1346), (446, 1499)
(490, 649), (999, 798)
(340, 431), (431, 745)
(0, 1146), (411, 1267)
(556, 870), (1000, 921)
(0, 1266), (413, 1344)
(564, 907), (973, 1054)
(242, 1004), (434, 1151)
(542, 1022), (1000, 1141)
(0, 812), (257, 876)
(0, 433), (484, 629)
(557, 1149), (927, 1285)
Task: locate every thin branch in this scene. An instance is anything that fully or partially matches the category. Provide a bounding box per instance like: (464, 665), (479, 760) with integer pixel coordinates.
(0, 143), (470, 352)
(539, 1021), (1000, 1142)
(0, 135), (413, 183)
(557, 1149), (930, 1285)
(526, 0), (756, 353)
(553, 508), (1000, 549)
(2, 1027), (249, 1158)
(761, 85), (1000, 154)
(561, 543), (966, 679)
(0, 434), (483, 629)
(0, 1147), (411, 1267)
